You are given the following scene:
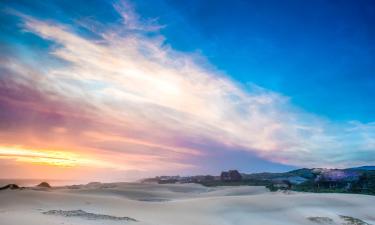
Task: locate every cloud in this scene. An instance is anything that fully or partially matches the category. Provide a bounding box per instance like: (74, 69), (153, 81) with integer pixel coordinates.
(113, 0), (165, 31)
(0, 0), (374, 178)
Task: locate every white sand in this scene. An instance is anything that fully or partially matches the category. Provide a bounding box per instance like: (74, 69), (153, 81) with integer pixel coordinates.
(0, 183), (374, 225)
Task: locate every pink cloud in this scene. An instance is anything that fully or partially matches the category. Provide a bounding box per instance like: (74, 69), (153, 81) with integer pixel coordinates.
(1, 1), (374, 181)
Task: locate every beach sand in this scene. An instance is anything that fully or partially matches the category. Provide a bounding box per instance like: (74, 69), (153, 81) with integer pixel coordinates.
(0, 182), (374, 225)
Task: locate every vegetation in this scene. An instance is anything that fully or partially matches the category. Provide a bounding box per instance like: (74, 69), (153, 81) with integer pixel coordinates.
(200, 168), (375, 196)
(339, 215), (371, 225)
(272, 170), (375, 196)
(306, 216), (334, 224)
(142, 167), (375, 196)
(306, 216), (371, 225)
(198, 179), (271, 187)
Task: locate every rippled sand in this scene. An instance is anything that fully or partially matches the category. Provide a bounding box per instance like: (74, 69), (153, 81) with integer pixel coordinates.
(0, 182), (374, 225)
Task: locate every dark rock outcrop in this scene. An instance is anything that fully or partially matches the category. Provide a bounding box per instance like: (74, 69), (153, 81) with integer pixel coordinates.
(0, 184), (20, 190)
(43, 209), (137, 222)
(37, 182), (51, 188)
(221, 170), (242, 182)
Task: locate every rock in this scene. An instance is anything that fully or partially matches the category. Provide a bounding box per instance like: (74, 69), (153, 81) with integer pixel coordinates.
(221, 170), (242, 182)
(0, 184), (20, 190)
(43, 209), (137, 222)
(37, 182), (51, 188)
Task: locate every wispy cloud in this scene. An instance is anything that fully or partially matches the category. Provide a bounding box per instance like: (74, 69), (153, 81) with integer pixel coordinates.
(0, 0), (374, 179)
(113, 0), (165, 31)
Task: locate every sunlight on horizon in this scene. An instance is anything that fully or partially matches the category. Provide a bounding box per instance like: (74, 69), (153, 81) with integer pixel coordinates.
(0, 146), (104, 168)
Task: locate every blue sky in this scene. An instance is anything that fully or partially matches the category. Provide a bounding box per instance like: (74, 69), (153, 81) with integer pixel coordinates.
(149, 0), (375, 122)
(0, 0), (374, 179)
(2, 0), (374, 122)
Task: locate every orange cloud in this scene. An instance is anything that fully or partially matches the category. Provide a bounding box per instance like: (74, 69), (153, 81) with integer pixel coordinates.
(1, 0), (374, 182)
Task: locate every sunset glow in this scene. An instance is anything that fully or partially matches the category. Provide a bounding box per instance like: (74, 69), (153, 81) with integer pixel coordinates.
(0, 0), (374, 181)
(0, 146), (103, 167)
(1, 2), (375, 225)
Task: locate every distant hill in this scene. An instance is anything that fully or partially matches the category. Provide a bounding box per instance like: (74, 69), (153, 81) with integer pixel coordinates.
(142, 166), (375, 196)
(241, 168), (375, 195)
(347, 166), (375, 171)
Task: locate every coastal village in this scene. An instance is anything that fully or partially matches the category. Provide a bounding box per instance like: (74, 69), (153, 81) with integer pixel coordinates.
(142, 170), (243, 184)
(142, 167), (375, 194)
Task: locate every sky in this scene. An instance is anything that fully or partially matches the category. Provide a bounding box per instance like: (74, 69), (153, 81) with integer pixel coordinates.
(0, 0), (374, 181)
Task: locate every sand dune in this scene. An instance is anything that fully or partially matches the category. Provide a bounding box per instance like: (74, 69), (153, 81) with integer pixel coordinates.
(0, 182), (374, 225)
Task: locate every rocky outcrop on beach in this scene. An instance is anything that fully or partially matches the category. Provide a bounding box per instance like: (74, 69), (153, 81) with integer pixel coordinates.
(0, 184), (20, 190)
(37, 182), (51, 188)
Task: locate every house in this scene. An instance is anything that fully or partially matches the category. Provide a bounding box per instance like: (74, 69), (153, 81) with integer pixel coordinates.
(314, 169), (360, 189)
